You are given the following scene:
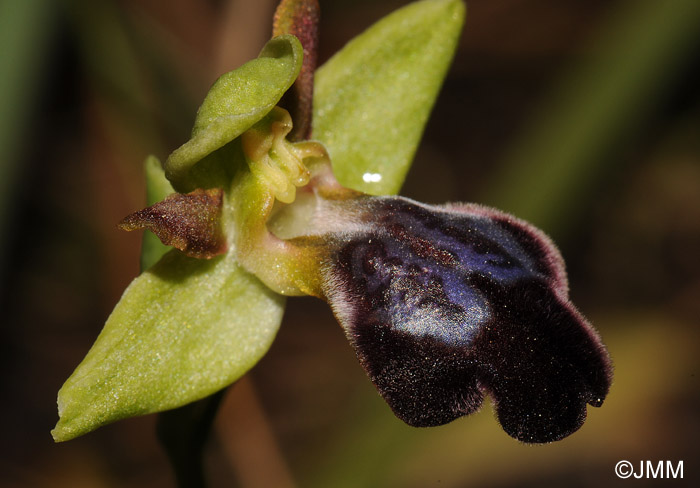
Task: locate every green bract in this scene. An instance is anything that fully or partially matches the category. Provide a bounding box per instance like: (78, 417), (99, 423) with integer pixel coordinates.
(314, 0), (465, 195)
(53, 0), (465, 442)
(166, 34), (303, 192)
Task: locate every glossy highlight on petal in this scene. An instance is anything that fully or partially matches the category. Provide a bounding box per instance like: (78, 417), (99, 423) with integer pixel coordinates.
(320, 197), (612, 443)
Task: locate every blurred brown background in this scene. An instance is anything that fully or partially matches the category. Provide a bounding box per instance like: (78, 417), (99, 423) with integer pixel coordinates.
(1, 0), (699, 486)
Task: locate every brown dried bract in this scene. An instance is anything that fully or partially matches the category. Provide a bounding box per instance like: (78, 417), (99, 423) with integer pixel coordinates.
(273, 0), (319, 141)
(119, 189), (226, 259)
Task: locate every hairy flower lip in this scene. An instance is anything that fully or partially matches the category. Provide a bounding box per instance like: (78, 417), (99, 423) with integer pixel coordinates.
(315, 196), (612, 443)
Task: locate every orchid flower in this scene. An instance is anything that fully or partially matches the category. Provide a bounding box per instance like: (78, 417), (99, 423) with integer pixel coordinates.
(52, 0), (611, 447)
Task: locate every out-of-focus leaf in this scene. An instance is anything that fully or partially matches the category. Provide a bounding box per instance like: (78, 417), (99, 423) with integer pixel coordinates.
(313, 0), (465, 195)
(52, 251), (285, 442)
(0, 0), (56, 284)
(486, 0), (700, 234)
(166, 34), (303, 192)
(141, 155), (174, 271)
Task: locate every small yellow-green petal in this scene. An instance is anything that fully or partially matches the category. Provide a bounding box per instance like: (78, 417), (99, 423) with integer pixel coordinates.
(166, 34), (303, 192)
(313, 0), (465, 195)
(52, 250), (285, 442)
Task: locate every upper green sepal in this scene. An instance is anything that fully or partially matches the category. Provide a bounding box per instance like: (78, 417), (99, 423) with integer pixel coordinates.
(313, 0), (465, 195)
(52, 251), (285, 442)
(166, 34), (304, 192)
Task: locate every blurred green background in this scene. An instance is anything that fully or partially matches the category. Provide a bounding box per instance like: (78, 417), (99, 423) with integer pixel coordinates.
(1, 0), (699, 486)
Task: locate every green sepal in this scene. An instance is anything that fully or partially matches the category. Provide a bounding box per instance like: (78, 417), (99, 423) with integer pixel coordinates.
(313, 0), (465, 195)
(166, 34), (303, 192)
(141, 155), (174, 271)
(52, 251), (285, 442)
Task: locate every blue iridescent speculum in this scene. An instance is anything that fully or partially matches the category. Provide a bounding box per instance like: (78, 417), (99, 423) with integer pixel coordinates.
(56, 0), (612, 446)
(318, 199), (611, 441)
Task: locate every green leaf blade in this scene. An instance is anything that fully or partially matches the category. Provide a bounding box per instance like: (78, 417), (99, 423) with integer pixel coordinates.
(166, 34), (303, 191)
(52, 251), (285, 442)
(313, 0), (465, 195)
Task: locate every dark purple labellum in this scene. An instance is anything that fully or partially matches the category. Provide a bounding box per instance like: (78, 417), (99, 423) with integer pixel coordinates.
(321, 197), (612, 443)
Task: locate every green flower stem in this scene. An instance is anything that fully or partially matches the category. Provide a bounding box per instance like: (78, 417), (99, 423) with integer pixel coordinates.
(156, 389), (226, 488)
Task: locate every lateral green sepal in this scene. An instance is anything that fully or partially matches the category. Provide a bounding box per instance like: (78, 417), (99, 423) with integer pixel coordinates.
(52, 250), (285, 442)
(313, 0), (465, 195)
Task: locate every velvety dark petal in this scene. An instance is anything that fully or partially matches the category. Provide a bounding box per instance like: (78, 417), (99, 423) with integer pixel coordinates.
(321, 196), (611, 443)
(470, 274), (611, 442)
(327, 236), (485, 426)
